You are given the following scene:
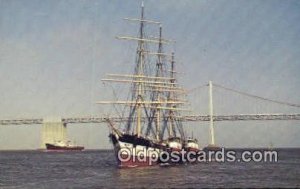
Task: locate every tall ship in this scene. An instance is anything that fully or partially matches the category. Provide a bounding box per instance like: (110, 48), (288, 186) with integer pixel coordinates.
(99, 3), (199, 168)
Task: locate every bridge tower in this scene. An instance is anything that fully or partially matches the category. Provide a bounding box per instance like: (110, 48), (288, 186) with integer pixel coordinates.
(202, 81), (222, 150)
(40, 117), (67, 149)
(208, 81), (216, 146)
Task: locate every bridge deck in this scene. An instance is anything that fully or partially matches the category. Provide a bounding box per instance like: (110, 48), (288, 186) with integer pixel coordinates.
(0, 114), (300, 125)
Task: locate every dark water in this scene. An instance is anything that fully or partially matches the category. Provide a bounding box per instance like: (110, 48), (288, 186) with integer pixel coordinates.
(0, 149), (299, 188)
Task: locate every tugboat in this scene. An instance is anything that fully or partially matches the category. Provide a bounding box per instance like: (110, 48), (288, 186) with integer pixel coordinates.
(45, 140), (84, 151)
(202, 144), (221, 151)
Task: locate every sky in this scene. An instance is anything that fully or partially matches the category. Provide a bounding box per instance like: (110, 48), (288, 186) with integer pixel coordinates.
(0, 0), (299, 149)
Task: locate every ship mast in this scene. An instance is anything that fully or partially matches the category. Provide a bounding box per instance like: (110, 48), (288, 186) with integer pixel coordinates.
(163, 52), (187, 140)
(168, 52), (177, 138)
(170, 52), (175, 137)
(98, 3), (187, 140)
(136, 2), (146, 137)
(155, 25), (164, 140)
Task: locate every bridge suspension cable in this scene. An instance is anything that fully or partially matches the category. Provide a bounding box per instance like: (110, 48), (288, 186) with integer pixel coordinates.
(188, 84), (208, 93)
(213, 83), (300, 108)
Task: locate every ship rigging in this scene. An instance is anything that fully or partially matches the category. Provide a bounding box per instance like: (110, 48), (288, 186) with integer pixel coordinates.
(98, 3), (199, 168)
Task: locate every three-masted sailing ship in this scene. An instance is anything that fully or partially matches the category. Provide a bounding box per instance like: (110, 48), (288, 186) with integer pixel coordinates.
(98, 3), (199, 168)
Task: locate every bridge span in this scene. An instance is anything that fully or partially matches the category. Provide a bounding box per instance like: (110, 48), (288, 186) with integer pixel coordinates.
(1, 113), (299, 125)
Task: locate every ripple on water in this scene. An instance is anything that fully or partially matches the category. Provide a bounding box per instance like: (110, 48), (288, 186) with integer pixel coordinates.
(0, 149), (299, 188)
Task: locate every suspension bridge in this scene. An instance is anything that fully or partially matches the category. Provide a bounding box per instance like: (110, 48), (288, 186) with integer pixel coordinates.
(1, 81), (299, 147)
(1, 81), (299, 125)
